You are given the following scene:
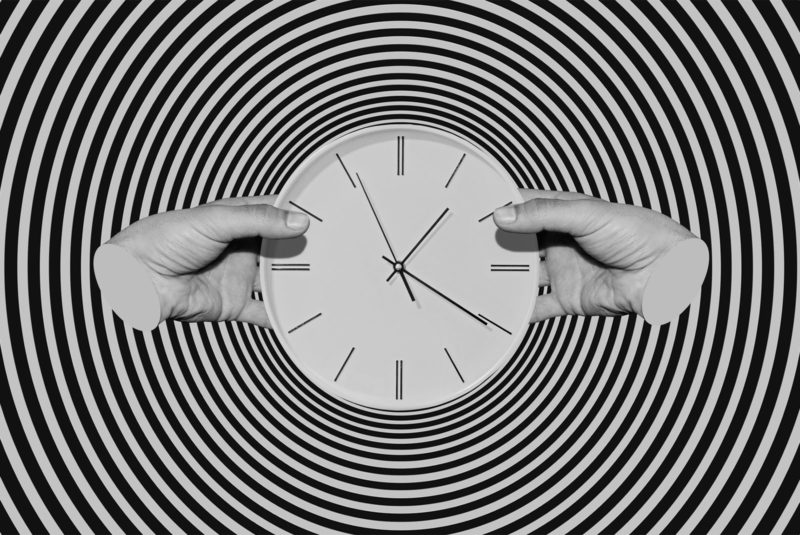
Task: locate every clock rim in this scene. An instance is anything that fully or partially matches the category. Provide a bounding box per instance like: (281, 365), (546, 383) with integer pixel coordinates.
(259, 123), (538, 412)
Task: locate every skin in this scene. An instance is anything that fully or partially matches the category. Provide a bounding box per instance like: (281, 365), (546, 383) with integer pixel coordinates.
(101, 190), (699, 328)
(106, 195), (308, 328)
(494, 189), (698, 323)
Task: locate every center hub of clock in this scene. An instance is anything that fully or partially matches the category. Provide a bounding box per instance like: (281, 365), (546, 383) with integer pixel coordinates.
(394, 262), (403, 272)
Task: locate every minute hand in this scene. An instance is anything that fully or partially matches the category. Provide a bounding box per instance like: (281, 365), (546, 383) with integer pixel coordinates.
(381, 256), (487, 325)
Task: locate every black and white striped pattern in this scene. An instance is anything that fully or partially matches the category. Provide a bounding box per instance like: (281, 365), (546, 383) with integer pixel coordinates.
(1, 2), (798, 532)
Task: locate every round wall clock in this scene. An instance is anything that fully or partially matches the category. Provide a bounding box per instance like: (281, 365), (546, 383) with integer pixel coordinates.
(260, 125), (538, 410)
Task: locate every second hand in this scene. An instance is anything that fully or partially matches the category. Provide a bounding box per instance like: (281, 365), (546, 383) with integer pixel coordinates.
(356, 173), (415, 301)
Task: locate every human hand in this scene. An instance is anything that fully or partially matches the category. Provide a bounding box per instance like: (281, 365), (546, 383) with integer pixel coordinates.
(94, 196), (309, 329)
(493, 189), (709, 324)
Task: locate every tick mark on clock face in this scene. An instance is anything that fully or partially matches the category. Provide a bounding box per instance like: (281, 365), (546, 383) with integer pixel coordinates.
(288, 200), (323, 222)
(491, 264), (530, 272)
(444, 348), (464, 382)
(271, 263), (310, 271)
(478, 313), (512, 335)
(395, 360), (403, 400)
(397, 136), (405, 176)
(335, 153), (356, 188)
(288, 312), (322, 334)
(334, 347), (355, 382)
(478, 201), (511, 222)
(444, 153), (466, 188)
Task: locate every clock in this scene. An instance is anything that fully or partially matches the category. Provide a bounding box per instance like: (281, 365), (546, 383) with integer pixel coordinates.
(260, 125), (538, 410)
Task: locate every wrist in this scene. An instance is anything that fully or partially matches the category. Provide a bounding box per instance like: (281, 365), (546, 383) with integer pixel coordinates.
(640, 237), (709, 325)
(93, 242), (162, 331)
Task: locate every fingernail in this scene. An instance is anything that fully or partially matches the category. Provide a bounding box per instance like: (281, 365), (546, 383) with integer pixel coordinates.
(493, 205), (517, 225)
(287, 211), (309, 230)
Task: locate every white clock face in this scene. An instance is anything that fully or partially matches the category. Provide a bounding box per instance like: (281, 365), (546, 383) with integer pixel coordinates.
(260, 125), (538, 410)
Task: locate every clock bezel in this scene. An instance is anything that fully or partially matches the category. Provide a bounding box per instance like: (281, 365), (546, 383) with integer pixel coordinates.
(260, 124), (538, 411)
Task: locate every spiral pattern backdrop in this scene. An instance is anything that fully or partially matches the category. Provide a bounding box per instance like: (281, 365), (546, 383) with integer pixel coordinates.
(1, 1), (799, 533)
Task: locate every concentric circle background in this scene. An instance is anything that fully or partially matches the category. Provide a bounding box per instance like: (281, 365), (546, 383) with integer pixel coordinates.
(1, 1), (799, 533)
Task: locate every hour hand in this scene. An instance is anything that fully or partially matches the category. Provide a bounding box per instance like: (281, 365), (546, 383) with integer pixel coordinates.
(387, 207), (449, 282)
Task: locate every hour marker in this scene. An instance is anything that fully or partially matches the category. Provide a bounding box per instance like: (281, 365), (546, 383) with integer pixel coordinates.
(444, 348), (464, 383)
(334, 347), (355, 382)
(444, 153), (466, 188)
(478, 201), (511, 222)
(478, 313), (512, 335)
(395, 359), (403, 400)
(397, 136), (405, 176)
(271, 263), (310, 271)
(335, 153), (356, 188)
(287, 312), (322, 334)
(288, 200), (323, 222)
(491, 264), (529, 272)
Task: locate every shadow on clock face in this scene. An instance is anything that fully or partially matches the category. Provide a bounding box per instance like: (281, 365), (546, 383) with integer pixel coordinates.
(494, 229), (538, 253)
(269, 236), (308, 258)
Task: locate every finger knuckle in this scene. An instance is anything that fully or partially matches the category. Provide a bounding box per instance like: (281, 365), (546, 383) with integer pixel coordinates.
(249, 204), (281, 224)
(525, 198), (554, 217)
(200, 205), (227, 219)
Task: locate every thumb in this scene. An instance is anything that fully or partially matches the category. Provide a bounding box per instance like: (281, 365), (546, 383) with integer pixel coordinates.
(198, 203), (310, 241)
(493, 198), (599, 236)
